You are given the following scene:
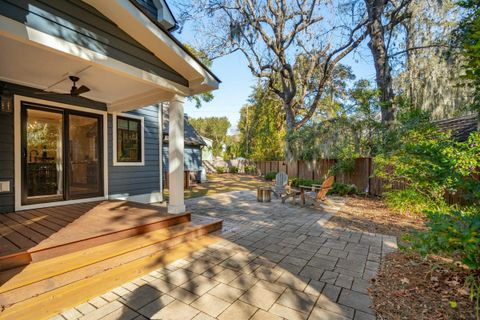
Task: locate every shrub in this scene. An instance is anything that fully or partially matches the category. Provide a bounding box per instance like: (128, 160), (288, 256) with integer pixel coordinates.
(405, 208), (480, 271)
(215, 167), (225, 174)
(244, 165), (256, 174)
(229, 166), (239, 173)
(383, 189), (441, 214)
(290, 178), (321, 187)
(265, 171), (278, 181)
(328, 183), (358, 196)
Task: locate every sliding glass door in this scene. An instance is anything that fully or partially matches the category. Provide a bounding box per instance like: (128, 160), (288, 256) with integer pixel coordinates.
(68, 113), (102, 199)
(21, 103), (103, 205)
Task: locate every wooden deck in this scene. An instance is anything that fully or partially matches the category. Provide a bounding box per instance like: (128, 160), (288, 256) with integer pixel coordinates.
(0, 201), (223, 319)
(0, 200), (190, 270)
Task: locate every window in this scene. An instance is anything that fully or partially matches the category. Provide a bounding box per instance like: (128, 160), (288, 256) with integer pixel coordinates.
(113, 114), (144, 165)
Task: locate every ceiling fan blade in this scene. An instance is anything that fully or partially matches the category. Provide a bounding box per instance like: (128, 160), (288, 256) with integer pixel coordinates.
(77, 85), (90, 95)
(71, 85), (90, 96)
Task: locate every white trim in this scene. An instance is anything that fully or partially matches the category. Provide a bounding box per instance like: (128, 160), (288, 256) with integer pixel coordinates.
(109, 192), (163, 204)
(158, 104), (164, 202)
(112, 112), (145, 166)
(17, 197), (106, 211)
(0, 15), (190, 98)
(13, 95), (109, 211)
(82, 0), (220, 92)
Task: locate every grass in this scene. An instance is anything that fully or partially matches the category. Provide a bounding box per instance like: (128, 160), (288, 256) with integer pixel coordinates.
(163, 173), (268, 200)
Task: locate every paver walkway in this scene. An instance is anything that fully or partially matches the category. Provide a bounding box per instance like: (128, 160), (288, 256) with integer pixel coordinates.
(52, 191), (397, 320)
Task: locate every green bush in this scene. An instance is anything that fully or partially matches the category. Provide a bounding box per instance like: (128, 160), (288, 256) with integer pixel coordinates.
(384, 189), (442, 214)
(265, 171), (278, 181)
(290, 178), (321, 187)
(229, 166), (239, 173)
(243, 165), (255, 174)
(215, 167), (225, 174)
(405, 208), (480, 271)
(328, 183), (358, 196)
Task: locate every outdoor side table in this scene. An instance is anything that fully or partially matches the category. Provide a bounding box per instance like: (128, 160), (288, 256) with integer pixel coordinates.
(257, 186), (272, 202)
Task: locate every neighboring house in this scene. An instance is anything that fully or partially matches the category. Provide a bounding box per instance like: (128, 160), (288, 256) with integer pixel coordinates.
(435, 114), (478, 141)
(0, 0), (220, 214)
(200, 136), (214, 161)
(161, 105), (206, 184)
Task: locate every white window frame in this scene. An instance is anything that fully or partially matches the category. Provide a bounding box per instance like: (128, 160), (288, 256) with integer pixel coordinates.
(113, 112), (145, 166)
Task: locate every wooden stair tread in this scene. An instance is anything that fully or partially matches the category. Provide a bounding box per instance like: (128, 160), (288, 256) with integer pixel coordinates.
(0, 217), (222, 294)
(0, 234), (222, 320)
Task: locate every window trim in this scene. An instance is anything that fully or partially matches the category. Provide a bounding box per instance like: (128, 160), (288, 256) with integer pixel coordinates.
(112, 113), (145, 166)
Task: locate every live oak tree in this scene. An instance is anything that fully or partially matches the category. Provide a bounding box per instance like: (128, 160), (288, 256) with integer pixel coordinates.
(174, 0), (370, 155)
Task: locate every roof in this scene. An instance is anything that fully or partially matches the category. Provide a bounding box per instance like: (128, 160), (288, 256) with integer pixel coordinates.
(128, 0), (221, 84)
(435, 114), (478, 141)
(162, 104), (206, 146)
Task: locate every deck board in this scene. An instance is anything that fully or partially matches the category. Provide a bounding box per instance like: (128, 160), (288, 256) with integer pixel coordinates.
(0, 201), (175, 259)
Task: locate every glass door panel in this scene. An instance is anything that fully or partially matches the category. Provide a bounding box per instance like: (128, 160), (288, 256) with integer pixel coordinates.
(68, 114), (101, 198)
(24, 107), (64, 202)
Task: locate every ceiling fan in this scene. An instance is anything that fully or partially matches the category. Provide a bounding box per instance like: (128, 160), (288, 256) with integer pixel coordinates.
(68, 76), (90, 96)
(36, 75), (91, 97)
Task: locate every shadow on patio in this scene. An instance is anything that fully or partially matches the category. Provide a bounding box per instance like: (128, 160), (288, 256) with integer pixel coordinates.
(114, 191), (398, 320)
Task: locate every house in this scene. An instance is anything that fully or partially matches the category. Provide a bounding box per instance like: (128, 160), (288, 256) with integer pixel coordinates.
(435, 114), (478, 141)
(200, 136), (214, 161)
(0, 0), (220, 215)
(0, 1), (222, 318)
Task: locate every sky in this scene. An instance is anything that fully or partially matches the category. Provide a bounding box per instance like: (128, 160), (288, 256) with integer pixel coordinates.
(173, 16), (377, 134)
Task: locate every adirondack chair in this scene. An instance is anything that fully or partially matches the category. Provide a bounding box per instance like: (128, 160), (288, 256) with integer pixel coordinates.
(302, 176), (335, 205)
(270, 172), (299, 203)
(271, 172), (288, 198)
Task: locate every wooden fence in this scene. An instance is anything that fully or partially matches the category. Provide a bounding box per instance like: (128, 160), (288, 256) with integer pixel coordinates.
(255, 158), (403, 196)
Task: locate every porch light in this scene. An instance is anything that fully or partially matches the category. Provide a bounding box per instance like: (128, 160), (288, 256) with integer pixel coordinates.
(0, 94), (13, 113)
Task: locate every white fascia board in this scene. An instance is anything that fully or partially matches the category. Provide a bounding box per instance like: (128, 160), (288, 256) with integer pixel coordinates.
(82, 0), (220, 94)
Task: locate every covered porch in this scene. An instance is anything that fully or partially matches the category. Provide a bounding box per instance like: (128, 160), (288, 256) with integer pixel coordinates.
(0, 0), (219, 215)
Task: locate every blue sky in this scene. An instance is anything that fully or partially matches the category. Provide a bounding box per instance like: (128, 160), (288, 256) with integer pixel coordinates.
(174, 24), (376, 134)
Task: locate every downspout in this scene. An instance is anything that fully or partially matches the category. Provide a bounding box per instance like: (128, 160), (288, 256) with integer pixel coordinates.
(158, 103), (163, 202)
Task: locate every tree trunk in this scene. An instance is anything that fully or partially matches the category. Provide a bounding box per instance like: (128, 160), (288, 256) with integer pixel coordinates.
(284, 103), (296, 161)
(365, 0), (395, 124)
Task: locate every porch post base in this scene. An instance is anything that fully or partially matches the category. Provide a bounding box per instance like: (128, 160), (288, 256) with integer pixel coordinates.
(168, 204), (186, 214)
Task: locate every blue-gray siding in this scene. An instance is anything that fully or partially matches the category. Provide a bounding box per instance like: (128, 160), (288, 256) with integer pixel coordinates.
(108, 105), (161, 196)
(0, 113), (14, 213)
(0, 0), (188, 86)
(162, 145), (202, 172)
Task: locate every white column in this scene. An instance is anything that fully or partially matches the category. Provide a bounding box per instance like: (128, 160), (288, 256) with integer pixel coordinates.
(168, 95), (186, 214)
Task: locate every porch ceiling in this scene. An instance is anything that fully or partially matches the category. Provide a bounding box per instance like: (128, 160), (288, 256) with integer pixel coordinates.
(0, 33), (176, 111)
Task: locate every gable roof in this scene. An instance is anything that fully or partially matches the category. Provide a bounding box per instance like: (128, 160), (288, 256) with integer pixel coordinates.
(128, 0), (220, 84)
(162, 104), (206, 146)
(435, 114), (478, 141)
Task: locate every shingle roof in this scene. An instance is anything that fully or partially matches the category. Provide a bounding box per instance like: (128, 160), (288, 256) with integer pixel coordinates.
(435, 114), (478, 141)
(162, 104), (206, 146)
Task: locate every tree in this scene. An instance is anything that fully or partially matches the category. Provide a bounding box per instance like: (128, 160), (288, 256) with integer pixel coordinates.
(174, 0), (370, 155)
(237, 83), (286, 160)
(189, 117), (231, 157)
(452, 0), (480, 112)
(363, 0), (411, 124)
(184, 44), (214, 108)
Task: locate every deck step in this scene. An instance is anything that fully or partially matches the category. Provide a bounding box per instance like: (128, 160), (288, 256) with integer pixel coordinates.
(0, 212), (192, 271)
(0, 217), (222, 319)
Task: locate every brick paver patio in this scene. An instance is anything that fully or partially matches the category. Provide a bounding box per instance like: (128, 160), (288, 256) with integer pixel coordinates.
(51, 190), (397, 320)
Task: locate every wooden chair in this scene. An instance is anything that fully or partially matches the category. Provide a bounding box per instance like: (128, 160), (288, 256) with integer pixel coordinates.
(302, 176), (335, 205)
(270, 172), (299, 203)
(271, 172), (288, 198)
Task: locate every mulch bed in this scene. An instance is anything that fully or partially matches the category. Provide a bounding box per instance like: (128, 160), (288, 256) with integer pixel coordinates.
(325, 196), (478, 319)
(371, 252), (477, 320)
(326, 196), (425, 237)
